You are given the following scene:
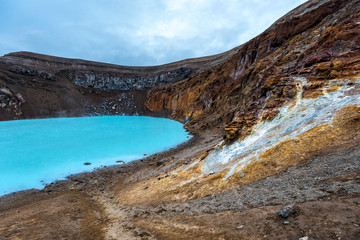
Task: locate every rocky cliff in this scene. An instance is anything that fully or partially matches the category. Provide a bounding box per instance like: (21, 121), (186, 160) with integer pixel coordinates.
(122, 0), (360, 204)
(146, 0), (360, 139)
(0, 47), (238, 120)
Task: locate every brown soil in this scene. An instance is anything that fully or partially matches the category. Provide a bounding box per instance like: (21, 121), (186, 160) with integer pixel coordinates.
(134, 195), (360, 240)
(0, 192), (106, 240)
(0, 129), (359, 239)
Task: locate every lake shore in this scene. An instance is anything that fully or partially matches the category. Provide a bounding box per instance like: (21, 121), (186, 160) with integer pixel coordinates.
(0, 116), (191, 196)
(0, 125), (359, 239)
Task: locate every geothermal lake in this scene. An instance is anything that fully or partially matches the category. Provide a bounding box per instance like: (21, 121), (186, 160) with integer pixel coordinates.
(0, 116), (190, 196)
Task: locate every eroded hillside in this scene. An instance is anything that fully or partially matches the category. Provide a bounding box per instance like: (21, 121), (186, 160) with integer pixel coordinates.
(132, 0), (360, 205)
(0, 47), (238, 120)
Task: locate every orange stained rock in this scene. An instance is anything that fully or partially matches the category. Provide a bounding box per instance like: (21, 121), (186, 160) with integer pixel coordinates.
(116, 105), (360, 206)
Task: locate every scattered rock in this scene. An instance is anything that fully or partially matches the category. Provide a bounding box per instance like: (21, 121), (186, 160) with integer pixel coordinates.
(236, 225), (244, 230)
(182, 158), (191, 165)
(224, 128), (238, 140)
(15, 93), (25, 103)
(279, 204), (295, 218)
(68, 67), (194, 90)
(0, 88), (12, 96)
(200, 151), (209, 160)
(10, 65), (53, 80)
(156, 161), (164, 166)
(299, 237), (309, 240)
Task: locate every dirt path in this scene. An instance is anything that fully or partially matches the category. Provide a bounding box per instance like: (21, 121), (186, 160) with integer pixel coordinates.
(91, 144), (360, 239)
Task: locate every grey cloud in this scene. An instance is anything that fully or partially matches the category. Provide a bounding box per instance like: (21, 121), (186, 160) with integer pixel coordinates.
(0, 0), (307, 66)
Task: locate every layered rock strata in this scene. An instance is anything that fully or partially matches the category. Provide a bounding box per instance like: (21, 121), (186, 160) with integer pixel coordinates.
(118, 0), (360, 204)
(0, 47), (238, 120)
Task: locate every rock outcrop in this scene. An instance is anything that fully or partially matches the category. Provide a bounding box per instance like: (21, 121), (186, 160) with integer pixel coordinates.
(0, 47), (238, 120)
(145, 0), (360, 140)
(111, 0), (359, 207)
(0, 84), (25, 116)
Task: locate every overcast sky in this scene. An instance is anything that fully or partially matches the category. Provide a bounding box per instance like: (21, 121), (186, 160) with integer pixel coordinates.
(0, 0), (307, 66)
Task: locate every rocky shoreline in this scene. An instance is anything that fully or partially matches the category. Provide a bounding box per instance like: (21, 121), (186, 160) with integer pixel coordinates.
(0, 126), (359, 239)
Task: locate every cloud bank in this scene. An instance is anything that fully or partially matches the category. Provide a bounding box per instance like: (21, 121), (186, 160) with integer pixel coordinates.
(0, 0), (307, 66)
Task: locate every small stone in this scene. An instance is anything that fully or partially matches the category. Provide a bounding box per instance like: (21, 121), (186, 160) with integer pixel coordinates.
(84, 162), (91, 165)
(15, 93), (25, 103)
(354, 224), (359, 227)
(0, 88), (12, 96)
(240, 173), (245, 178)
(279, 204), (295, 218)
(283, 221), (290, 225)
(236, 225), (244, 229)
(156, 161), (164, 166)
(299, 237), (309, 240)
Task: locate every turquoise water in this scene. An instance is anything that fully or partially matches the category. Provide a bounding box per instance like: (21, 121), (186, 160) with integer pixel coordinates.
(0, 116), (190, 196)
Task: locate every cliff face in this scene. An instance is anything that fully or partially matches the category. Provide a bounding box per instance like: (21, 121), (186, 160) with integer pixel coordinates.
(145, 0), (360, 138)
(115, 0), (360, 205)
(0, 48), (238, 120)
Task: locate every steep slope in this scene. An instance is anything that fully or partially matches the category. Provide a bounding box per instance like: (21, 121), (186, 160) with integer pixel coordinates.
(118, 0), (360, 204)
(146, 0), (360, 133)
(0, 47), (238, 120)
